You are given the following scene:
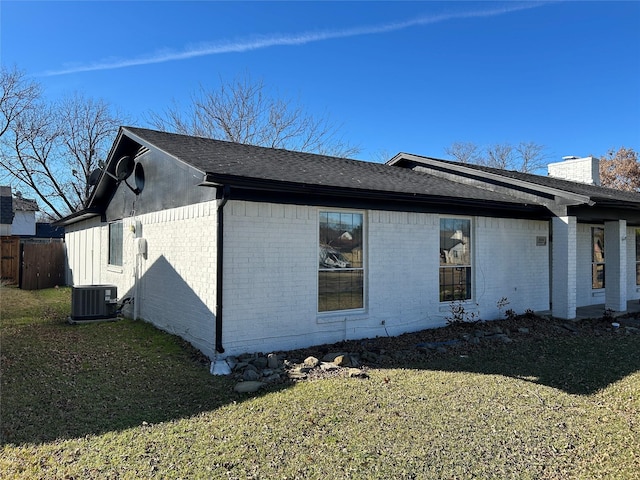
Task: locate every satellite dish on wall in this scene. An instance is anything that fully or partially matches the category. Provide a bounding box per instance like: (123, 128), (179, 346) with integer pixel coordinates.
(114, 155), (134, 181)
(88, 168), (102, 186)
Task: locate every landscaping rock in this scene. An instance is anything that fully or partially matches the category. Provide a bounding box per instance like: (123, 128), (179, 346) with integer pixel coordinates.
(267, 353), (280, 369)
(264, 373), (283, 383)
(287, 368), (309, 380)
(320, 362), (339, 371)
(252, 356), (268, 369)
(304, 356), (320, 368)
(243, 363), (258, 373)
(333, 355), (352, 367)
(347, 368), (369, 379)
(243, 369), (261, 381)
(234, 381), (265, 393)
(227, 313), (640, 391)
(322, 352), (347, 362)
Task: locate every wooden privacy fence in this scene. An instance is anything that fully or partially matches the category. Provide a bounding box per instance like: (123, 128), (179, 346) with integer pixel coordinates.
(1, 236), (20, 285)
(20, 242), (66, 290)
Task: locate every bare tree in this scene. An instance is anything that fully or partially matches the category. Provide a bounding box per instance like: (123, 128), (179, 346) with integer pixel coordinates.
(147, 73), (360, 158)
(444, 141), (480, 164)
(4, 101), (68, 217)
(515, 141), (547, 174)
(0, 65), (40, 139)
(485, 143), (516, 170)
(0, 86), (123, 218)
(57, 93), (122, 206)
(599, 147), (640, 191)
(445, 141), (547, 173)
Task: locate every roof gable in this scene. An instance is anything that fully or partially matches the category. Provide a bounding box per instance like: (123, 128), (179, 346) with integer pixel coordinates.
(388, 153), (640, 215)
(56, 126), (639, 226)
(120, 127), (534, 207)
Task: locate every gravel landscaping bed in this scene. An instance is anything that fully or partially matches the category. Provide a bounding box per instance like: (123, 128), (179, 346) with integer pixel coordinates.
(227, 312), (640, 391)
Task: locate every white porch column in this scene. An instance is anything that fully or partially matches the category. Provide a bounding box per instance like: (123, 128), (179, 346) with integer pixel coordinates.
(552, 216), (577, 319)
(605, 220), (627, 312)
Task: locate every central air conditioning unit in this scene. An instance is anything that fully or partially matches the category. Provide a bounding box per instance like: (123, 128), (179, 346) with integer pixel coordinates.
(70, 285), (118, 323)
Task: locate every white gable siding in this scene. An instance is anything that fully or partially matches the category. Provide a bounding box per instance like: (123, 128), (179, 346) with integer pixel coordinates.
(64, 217), (104, 285)
(11, 211), (36, 236)
(221, 201), (550, 356)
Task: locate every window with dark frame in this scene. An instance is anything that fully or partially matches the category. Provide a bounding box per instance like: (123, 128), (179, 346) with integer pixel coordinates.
(318, 211), (364, 313)
(440, 218), (472, 301)
(109, 221), (123, 267)
(592, 226), (605, 289)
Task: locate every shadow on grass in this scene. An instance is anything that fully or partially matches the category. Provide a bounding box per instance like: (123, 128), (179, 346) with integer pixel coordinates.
(290, 316), (640, 397)
(418, 331), (640, 396)
(0, 318), (289, 447)
(3, 293), (639, 447)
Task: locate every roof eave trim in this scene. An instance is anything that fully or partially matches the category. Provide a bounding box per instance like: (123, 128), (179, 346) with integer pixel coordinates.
(53, 208), (103, 227)
(389, 153), (594, 207)
(200, 173), (542, 213)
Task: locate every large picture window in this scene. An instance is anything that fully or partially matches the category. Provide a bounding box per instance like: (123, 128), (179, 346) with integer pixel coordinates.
(440, 218), (471, 301)
(109, 221), (123, 267)
(592, 226), (605, 289)
(318, 211), (364, 312)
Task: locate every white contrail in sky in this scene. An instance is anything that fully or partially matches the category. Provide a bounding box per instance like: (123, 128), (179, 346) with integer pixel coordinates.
(41, 2), (548, 76)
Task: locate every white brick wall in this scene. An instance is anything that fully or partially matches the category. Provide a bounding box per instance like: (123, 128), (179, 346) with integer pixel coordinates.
(475, 217), (550, 318)
(132, 202), (218, 358)
(64, 200), (576, 357)
(65, 201), (219, 359)
(222, 202), (550, 356)
(64, 196), (640, 357)
(548, 157), (600, 185)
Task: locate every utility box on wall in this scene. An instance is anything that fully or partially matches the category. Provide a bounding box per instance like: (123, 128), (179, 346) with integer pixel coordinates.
(70, 285), (118, 322)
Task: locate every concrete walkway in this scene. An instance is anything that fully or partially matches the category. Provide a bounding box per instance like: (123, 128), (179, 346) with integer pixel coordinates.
(538, 300), (640, 321)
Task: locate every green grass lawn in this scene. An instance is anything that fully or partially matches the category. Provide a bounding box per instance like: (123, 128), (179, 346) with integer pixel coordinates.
(1, 286), (639, 479)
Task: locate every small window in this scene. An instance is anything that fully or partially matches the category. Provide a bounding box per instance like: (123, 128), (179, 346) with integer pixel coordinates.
(109, 221), (123, 267)
(636, 229), (640, 286)
(440, 218), (472, 301)
(318, 211), (364, 312)
(592, 227), (605, 289)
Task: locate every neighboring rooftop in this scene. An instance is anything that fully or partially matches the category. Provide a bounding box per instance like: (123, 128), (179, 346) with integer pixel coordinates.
(12, 191), (39, 212)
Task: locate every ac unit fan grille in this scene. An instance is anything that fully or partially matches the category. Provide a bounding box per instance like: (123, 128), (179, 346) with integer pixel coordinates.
(71, 285), (118, 321)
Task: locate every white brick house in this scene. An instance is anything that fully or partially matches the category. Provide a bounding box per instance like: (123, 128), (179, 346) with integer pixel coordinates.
(55, 127), (640, 360)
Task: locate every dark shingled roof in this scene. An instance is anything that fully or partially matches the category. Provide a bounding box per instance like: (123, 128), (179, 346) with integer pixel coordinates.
(12, 194), (39, 212)
(1, 187), (13, 225)
(399, 154), (640, 205)
(123, 127), (528, 205)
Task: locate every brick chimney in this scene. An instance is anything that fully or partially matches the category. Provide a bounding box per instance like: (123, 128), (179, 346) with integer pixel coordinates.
(547, 156), (600, 185)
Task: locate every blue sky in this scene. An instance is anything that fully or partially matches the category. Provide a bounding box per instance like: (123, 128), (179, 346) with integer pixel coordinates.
(2, 1), (639, 168)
